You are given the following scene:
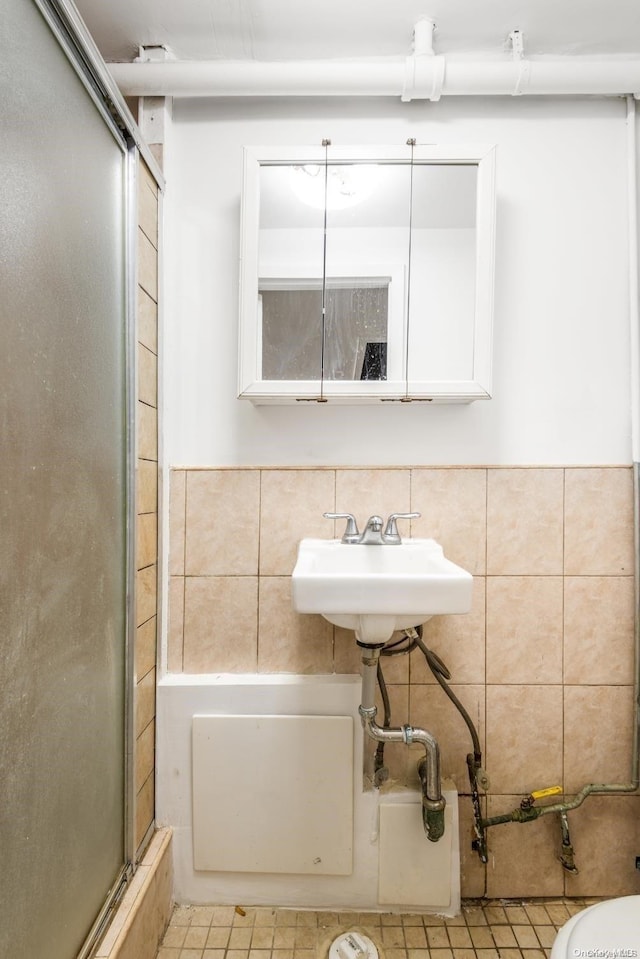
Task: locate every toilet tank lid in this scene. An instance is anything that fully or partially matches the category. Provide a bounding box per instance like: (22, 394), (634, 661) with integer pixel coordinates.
(567, 896), (640, 952)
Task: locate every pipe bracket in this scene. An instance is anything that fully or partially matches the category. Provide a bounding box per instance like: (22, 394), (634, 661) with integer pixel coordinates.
(402, 54), (446, 102)
(513, 59), (532, 96)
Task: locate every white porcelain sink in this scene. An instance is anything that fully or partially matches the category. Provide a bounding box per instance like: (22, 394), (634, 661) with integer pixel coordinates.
(292, 537), (473, 645)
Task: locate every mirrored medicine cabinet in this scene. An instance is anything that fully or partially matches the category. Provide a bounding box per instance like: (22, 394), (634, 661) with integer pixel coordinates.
(238, 143), (496, 404)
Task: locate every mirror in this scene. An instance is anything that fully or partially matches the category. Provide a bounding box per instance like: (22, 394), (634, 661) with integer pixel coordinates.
(238, 144), (496, 403)
(407, 163), (478, 383)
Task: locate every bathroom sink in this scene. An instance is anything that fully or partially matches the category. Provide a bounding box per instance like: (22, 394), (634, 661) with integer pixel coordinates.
(292, 538), (473, 645)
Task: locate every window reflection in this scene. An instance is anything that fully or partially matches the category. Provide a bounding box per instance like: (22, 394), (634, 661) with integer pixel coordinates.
(260, 281), (389, 381)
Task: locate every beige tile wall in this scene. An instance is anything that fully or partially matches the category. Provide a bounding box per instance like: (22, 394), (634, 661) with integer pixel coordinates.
(135, 159), (159, 852)
(168, 466), (640, 899)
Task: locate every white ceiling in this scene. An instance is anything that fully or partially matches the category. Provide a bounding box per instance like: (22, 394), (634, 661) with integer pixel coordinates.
(74, 0), (640, 65)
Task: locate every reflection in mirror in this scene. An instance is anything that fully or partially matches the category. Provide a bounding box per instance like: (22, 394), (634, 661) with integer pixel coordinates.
(325, 282), (388, 380)
(290, 162), (379, 211)
(258, 165), (325, 381)
(258, 161), (410, 383)
(407, 164), (478, 382)
(260, 280), (389, 381)
(324, 162), (410, 382)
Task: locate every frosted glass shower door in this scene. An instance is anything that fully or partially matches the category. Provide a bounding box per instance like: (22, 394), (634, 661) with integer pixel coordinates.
(0, 1), (132, 957)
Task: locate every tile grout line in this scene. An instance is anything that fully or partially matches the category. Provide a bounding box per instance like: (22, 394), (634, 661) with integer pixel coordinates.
(256, 469), (263, 673)
(181, 470), (187, 672)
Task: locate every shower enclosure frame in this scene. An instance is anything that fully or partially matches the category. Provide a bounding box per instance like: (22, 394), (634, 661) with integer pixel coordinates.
(9, 1), (163, 956)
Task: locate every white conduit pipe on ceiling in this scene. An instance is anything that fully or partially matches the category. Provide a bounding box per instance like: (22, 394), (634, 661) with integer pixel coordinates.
(108, 56), (640, 100)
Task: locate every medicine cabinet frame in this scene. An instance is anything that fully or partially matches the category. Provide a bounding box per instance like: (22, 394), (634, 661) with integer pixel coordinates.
(238, 143), (497, 404)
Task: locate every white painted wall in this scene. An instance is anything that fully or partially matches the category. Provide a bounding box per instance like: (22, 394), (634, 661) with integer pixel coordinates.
(163, 96), (631, 466)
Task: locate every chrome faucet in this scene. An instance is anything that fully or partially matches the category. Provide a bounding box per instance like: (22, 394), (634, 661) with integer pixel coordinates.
(358, 515), (385, 545)
(324, 511), (420, 545)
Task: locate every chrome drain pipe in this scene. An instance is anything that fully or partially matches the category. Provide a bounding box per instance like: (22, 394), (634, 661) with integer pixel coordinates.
(358, 644), (446, 841)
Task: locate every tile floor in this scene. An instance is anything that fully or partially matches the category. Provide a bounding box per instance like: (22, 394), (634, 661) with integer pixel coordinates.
(155, 899), (599, 959)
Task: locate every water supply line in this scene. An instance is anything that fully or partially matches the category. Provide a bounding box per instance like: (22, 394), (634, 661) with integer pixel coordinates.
(411, 629), (489, 862)
(358, 643), (446, 842)
(107, 21), (640, 100)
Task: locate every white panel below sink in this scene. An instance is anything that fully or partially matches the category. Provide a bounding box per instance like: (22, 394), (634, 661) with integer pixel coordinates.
(192, 714), (353, 874)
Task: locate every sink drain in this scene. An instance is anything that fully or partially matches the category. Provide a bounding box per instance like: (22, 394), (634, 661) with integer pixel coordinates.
(329, 932), (379, 959)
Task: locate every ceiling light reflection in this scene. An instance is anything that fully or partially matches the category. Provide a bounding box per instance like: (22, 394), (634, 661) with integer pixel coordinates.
(290, 163), (379, 211)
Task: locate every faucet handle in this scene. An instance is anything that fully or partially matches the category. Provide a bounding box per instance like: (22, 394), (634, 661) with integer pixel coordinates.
(323, 512), (360, 544)
(384, 511), (421, 544)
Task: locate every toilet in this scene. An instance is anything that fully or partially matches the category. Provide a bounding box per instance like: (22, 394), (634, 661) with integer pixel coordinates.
(551, 896), (640, 958)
